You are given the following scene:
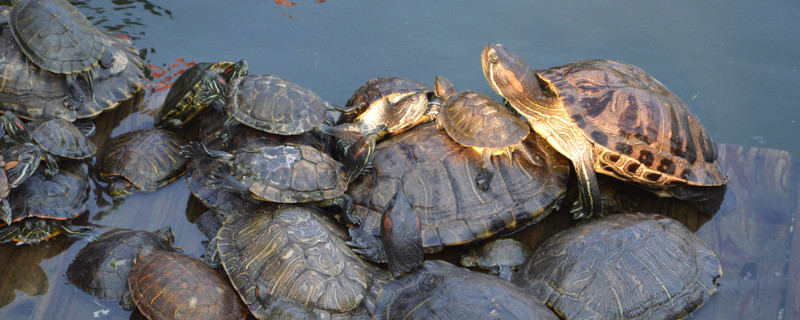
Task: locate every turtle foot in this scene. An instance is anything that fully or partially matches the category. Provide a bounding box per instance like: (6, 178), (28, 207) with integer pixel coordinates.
(475, 169), (494, 191)
(346, 227), (387, 263)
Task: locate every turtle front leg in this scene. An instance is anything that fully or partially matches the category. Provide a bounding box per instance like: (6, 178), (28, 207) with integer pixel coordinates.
(568, 150), (602, 219)
(42, 153), (59, 178)
(221, 116), (240, 144)
(64, 74), (86, 110)
(201, 238), (222, 268)
(323, 194), (360, 226)
(475, 150), (495, 192)
(346, 227), (387, 263)
(496, 266), (514, 281)
(0, 199), (12, 226)
(61, 224), (99, 242)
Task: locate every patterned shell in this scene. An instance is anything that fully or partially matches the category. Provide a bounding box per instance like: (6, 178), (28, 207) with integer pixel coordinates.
(9, 0), (103, 74)
(513, 213), (721, 320)
(541, 60), (726, 187)
(440, 90), (529, 149)
(217, 206), (374, 319)
(0, 7), (145, 121)
(66, 228), (175, 300)
(374, 260), (558, 320)
(348, 122), (569, 249)
(99, 129), (189, 191)
(29, 119), (96, 159)
(127, 251), (248, 320)
(6, 162), (90, 223)
(226, 74), (326, 135)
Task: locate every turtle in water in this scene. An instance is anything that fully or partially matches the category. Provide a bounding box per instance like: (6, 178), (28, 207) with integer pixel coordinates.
(428, 75), (534, 191)
(482, 44), (727, 218)
(98, 129), (189, 197)
(373, 260), (559, 320)
(66, 228), (176, 301)
(4, 0), (112, 110)
(513, 213), (721, 320)
(460, 238), (532, 281)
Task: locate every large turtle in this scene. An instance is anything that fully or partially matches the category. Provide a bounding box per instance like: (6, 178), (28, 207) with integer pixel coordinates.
(373, 260), (559, 320)
(513, 213), (722, 320)
(66, 228), (176, 301)
(98, 129), (189, 197)
(482, 43), (727, 218)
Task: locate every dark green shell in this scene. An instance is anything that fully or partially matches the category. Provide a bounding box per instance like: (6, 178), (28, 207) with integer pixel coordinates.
(226, 74), (326, 135)
(513, 213), (721, 320)
(374, 260), (558, 320)
(6, 161), (89, 222)
(99, 129), (188, 191)
(29, 119), (95, 159)
(66, 228), (175, 300)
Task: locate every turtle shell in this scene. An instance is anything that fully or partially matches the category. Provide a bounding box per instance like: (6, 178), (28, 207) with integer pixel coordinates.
(373, 260), (558, 320)
(127, 250), (248, 320)
(9, 0), (103, 74)
(28, 119), (96, 159)
(513, 213), (721, 320)
(226, 74), (327, 135)
(185, 157), (260, 214)
(98, 128), (189, 192)
(348, 122), (569, 250)
(341, 76), (431, 123)
(460, 238), (532, 273)
(438, 90), (529, 149)
(5, 161), (90, 224)
(66, 228), (175, 300)
(216, 206), (376, 319)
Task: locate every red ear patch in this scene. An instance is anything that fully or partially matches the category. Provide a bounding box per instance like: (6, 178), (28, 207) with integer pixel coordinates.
(4, 161), (17, 170)
(382, 214), (392, 235)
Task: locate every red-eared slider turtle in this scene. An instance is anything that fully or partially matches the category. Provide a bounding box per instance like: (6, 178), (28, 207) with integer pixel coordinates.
(1, 112), (95, 177)
(126, 250), (248, 320)
(155, 60), (249, 128)
(0, 161), (93, 244)
(373, 260), (559, 320)
(346, 122), (569, 261)
(5, 0), (111, 110)
(98, 128), (189, 197)
(429, 75), (533, 191)
(460, 238), (532, 281)
(215, 206), (382, 319)
(514, 213), (721, 320)
(482, 44), (728, 218)
(66, 228), (175, 301)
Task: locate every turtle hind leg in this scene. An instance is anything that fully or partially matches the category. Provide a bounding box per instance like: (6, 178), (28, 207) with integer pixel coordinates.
(568, 151), (602, 219)
(475, 150), (496, 192)
(64, 74), (86, 110)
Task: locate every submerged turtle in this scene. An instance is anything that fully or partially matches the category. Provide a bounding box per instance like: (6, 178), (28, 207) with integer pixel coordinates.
(460, 238), (532, 281)
(66, 228), (176, 301)
(482, 44), (727, 218)
(373, 260), (558, 320)
(0, 161), (93, 244)
(98, 129), (189, 197)
(513, 213), (721, 320)
(155, 60), (249, 128)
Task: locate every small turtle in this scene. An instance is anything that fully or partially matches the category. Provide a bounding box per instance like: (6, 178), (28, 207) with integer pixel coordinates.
(98, 129), (189, 197)
(373, 260), (559, 320)
(126, 250), (248, 320)
(428, 75), (533, 191)
(155, 60), (249, 128)
(0, 161), (93, 244)
(460, 238), (532, 281)
(513, 213), (722, 320)
(66, 228), (176, 301)
(482, 44), (728, 218)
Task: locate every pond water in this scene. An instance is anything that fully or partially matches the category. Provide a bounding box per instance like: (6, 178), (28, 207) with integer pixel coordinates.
(0, 0), (798, 319)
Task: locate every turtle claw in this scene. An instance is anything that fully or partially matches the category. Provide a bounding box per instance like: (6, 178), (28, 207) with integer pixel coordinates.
(347, 227), (387, 263)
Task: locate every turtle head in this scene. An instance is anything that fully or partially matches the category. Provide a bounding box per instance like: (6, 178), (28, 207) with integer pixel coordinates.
(221, 60), (249, 83)
(433, 75), (457, 101)
(481, 43), (551, 105)
(335, 128), (379, 184)
(107, 178), (135, 197)
(154, 227), (175, 246)
(197, 71), (229, 111)
(2, 142), (41, 188)
(0, 112), (33, 144)
(379, 91), (429, 135)
(381, 190), (424, 277)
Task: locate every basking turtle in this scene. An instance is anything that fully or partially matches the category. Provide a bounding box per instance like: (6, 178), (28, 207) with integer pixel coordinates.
(429, 75), (533, 191)
(482, 44), (728, 218)
(460, 238), (532, 281)
(0, 161), (93, 244)
(155, 60), (249, 128)
(98, 129), (189, 197)
(513, 213), (722, 320)
(126, 250), (248, 320)
(215, 206), (381, 319)
(373, 260), (559, 320)
(66, 228), (176, 301)
(0, 6), (145, 121)
(5, 0), (110, 111)
(346, 122), (569, 260)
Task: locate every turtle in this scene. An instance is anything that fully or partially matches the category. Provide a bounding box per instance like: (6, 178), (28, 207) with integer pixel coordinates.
(373, 260), (559, 320)
(215, 205), (382, 319)
(459, 238), (532, 281)
(428, 75), (534, 191)
(66, 228), (176, 301)
(345, 122), (569, 262)
(4, 0), (112, 111)
(0, 7), (144, 121)
(126, 250), (248, 320)
(154, 60), (249, 128)
(1, 112), (95, 177)
(98, 128), (189, 197)
(513, 213), (722, 320)
(482, 43), (728, 218)
(0, 161), (93, 244)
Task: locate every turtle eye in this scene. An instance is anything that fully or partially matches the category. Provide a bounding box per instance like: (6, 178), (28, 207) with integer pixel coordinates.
(125, 183), (131, 188)
(490, 56), (499, 64)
